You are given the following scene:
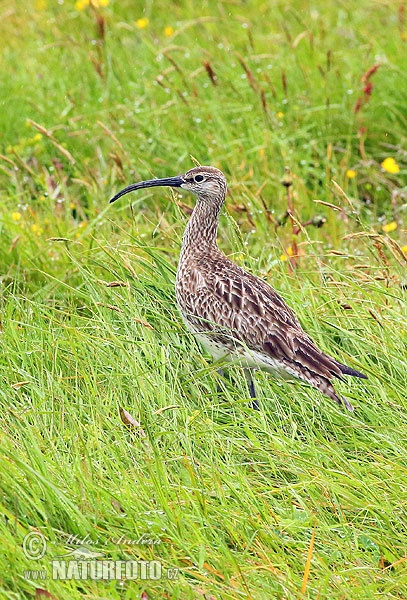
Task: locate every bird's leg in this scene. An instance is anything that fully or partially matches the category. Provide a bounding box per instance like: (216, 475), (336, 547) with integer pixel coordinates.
(244, 369), (260, 410)
(216, 368), (226, 393)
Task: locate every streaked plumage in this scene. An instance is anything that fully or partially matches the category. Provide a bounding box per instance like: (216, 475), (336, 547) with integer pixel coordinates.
(110, 165), (367, 411)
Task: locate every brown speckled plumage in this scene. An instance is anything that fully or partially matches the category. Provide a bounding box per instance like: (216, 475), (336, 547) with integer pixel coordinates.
(110, 165), (367, 411)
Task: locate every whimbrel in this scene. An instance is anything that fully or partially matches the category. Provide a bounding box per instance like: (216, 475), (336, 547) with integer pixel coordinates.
(110, 166), (367, 412)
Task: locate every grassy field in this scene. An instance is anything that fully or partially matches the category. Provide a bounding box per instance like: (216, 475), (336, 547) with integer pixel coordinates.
(1, 0), (407, 598)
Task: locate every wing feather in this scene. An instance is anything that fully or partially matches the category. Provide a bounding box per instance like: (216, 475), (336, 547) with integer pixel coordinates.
(177, 253), (343, 380)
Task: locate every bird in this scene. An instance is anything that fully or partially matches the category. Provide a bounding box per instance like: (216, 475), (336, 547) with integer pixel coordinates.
(110, 165), (367, 412)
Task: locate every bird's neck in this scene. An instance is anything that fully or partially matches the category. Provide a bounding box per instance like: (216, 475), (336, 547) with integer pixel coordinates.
(180, 195), (224, 257)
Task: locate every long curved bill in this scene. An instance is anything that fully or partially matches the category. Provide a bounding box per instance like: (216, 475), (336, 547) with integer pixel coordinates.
(109, 175), (185, 204)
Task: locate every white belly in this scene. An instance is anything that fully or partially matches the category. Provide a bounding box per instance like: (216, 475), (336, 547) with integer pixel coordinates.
(187, 322), (297, 381)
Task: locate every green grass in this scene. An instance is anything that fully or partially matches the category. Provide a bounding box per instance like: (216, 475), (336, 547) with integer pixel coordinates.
(1, 0), (407, 598)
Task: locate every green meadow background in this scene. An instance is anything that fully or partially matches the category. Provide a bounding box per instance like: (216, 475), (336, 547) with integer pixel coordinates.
(1, 0), (407, 598)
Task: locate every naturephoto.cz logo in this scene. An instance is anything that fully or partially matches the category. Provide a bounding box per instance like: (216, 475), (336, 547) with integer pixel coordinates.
(22, 532), (179, 582)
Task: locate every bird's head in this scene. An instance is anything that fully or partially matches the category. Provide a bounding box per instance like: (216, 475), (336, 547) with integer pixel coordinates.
(180, 166), (227, 199)
(109, 166), (227, 204)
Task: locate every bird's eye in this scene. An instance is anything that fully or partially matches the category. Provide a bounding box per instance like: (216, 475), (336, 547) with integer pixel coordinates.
(194, 175), (204, 182)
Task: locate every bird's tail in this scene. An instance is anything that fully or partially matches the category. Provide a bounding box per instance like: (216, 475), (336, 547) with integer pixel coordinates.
(335, 361), (367, 379)
(315, 377), (355, 412)
(339, 395), (355, 412)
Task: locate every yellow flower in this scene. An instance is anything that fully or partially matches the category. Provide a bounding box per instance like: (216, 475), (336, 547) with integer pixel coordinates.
(76, 0), (109, 8)
(401, 245), (407, 254)
(135, 17), (149, 29)
(381, 157), (400, 174)
(164, 26), (174, 37)
(346, 169), (357, 179)
(276, 111), (284, 119)
(75, 0), (89, 9)
(31, 223), (44, 235)
(35, 0), (47, 9)
(382, 221), (398, 233)
(12, 212), (22, 221)
(280, 246), (293, 261)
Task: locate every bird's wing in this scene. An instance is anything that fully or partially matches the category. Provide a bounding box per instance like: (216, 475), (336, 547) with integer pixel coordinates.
(179, 254), (342, 380)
